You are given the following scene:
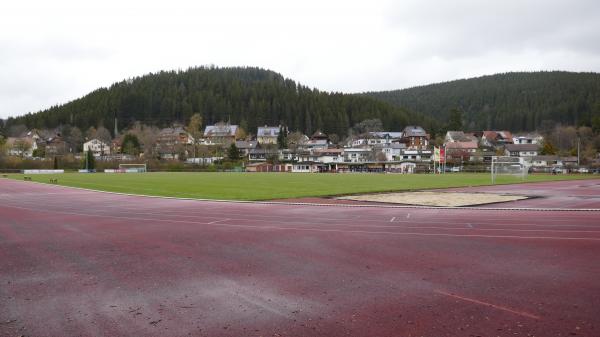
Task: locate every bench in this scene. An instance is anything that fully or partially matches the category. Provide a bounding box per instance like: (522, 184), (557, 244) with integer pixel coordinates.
(50, 178), (58, 183)
(24, 176), (32, 181)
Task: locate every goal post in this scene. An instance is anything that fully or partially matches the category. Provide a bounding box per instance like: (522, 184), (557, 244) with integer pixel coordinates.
(491, 156), (528, 184)
(118, 163), (147, 173)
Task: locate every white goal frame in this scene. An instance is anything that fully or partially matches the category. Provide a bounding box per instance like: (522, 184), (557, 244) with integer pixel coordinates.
(491, 156), (527, 184)
(118, 163), (147, 173)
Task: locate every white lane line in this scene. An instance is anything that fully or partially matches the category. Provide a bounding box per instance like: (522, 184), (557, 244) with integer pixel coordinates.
(2, 202), (600, 231)
(193, 222), (600, 241)
(207, 218), (230, 225)
(3, 203), (600, 241)
(406, 213), (411, 219)
(390, 217), (396, 222)
(2, 198), (597, 225)
(434, 290), (540, 320)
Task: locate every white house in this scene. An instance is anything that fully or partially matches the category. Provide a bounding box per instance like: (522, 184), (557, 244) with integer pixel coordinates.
(314, 148), (344, 163)
(6, 137), (37, 157)
(343, 148), (372, 163)
(512, 133), (543, 145)
(504, 144), (539, 157)
(351, 131), (403, 147)
(377, 143), (407, 161)
(83, 139), (110, 157)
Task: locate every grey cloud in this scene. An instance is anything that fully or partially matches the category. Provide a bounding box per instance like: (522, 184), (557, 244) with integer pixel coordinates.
(386, 0), (600, 59)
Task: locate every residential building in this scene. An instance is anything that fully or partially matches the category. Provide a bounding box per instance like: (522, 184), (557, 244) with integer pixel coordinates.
(343, 148), (372, 163)
(444, 140), (479, 163)
(156, 126), (194, 159)
(504, 143), (539, 157)
(45, 135), (68, 157)
(377, 143), (407, 161)
(351, 131), (403, 147)
(402, 126), (429, 150)
(445, 131), (477, 143)
(512, 133), (543, 145)
(314, 148), (344, 164)
(83, 138), (110, 157)
(479, 130), (514, 148)
(256, 126), (281, 145)
(6, 136), (37, 157)
(203, 124), (239, 144)
(235, 140), (258, 157)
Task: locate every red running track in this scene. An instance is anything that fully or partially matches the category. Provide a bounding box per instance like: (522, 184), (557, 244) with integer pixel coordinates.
(1, 179), (600, 337)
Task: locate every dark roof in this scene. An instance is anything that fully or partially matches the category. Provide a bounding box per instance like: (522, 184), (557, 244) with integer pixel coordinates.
(402, 126), (427, 137)
(505, 144), (539, 151)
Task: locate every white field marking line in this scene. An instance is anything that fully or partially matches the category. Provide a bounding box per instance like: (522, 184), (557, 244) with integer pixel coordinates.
(3, 198), (597, 228)
(434, 290), (540, 320)
(4, 178), (600, 212)
(406, 213), (411, 219)
(390, 217), (396, 222)
(2, 201), (599, 231)
(2, 203), (600, 241)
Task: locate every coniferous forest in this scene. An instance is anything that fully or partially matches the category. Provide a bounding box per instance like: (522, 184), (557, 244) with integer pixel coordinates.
(4, 67), (427, 138)
(4, 69), (600, 137)
(364, 71), (600, 131)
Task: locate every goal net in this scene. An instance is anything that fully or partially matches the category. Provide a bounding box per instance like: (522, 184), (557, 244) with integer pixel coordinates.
(118, 163), (147, 173)
(491, 156), (528, 184)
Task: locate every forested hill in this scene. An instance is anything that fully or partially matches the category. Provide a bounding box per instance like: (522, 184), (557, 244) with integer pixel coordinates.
(6, 66), (429, 138)
(364, 71), (600, 132)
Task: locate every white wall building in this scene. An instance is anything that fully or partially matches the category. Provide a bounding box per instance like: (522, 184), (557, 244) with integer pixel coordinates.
(83, 139), (111, 157)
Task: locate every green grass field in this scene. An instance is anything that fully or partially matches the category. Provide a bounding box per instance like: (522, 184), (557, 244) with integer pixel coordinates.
(4, 172), (598, 200)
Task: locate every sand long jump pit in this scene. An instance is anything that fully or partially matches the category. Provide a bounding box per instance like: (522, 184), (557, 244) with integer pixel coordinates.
(337, 191), (529, 207)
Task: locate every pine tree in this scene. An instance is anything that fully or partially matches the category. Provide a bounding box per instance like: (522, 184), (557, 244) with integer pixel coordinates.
(227, 142), (241, 161)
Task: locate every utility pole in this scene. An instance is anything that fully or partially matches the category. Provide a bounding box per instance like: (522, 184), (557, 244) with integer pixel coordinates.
(577, 136), (580, 167)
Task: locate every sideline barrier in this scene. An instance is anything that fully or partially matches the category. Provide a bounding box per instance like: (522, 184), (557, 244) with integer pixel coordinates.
(22, 169), (64, 174)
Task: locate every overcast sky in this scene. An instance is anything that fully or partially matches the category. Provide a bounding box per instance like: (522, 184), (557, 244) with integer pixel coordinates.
(1, 0), (600, 119)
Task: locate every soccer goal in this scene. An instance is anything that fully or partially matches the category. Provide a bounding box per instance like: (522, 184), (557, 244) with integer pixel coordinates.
(118, 163), (147, 173)
(491, 156), (528, 184)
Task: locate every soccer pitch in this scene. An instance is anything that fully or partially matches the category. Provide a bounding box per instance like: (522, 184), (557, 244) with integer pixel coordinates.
(4, 172), (596, 201)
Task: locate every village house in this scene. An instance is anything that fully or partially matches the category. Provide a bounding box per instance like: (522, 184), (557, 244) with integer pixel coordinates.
(256, 126), (281, 145)
(343, 147), (372, 163)
(478, 130), (514, 148)
(398, 149), (433, 162)
(512, 133), (544, 145)
(376, 143), (407, 161)
(314, 148), (344, 163)
(444, 140), (479, 163)
(83, 138), (110, 157)
(301, 131), (329, 150)
(45, 135), (68, 157)
(504, 143), (539, 157)
(235, 140), (258, 157)
(444, 131), (477, 143)
(248, 147), (279, 162)
(203, 123), (239, 144)
(351, 131), (403, 147)
(156, 126), (194, 159)
(401, 126), (429, 150)
(6, 136), (37, 157)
